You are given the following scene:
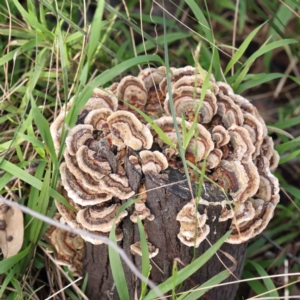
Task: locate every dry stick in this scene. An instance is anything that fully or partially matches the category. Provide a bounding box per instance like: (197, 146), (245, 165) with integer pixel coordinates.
(256, 296), (299, 300)
(247, 278), (300, 300)
(42, 248), (88, 300)
(167, 273), (300, 299)
(44, 277), (83, 300)
(281, 188), (300, 213)
(279, 0), (300, 19)
(261, 233), (300, 265)
(0, 196), (164, 299)
(54, 263), (67, 300)
(284, 259), (289, 300)
(274, 57), (298, 99)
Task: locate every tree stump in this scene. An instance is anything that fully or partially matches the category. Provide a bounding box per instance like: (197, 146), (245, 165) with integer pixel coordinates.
(83, 166), (247, 300)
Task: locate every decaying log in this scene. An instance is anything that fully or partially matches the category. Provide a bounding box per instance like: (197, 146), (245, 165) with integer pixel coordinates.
(83, 167), (247, 300)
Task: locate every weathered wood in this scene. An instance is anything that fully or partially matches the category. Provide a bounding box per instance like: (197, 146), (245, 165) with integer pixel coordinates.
(83, 167), (247, 300)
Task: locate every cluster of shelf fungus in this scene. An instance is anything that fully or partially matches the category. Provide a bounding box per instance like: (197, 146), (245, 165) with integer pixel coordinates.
(48, 66), (280, 274)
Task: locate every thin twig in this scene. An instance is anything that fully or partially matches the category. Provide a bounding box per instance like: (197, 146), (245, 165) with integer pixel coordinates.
(261, 233), (300, 265)
(44, 277), (83, 300)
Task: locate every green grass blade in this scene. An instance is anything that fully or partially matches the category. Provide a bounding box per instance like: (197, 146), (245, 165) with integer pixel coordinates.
(0, 159), (72, 210)
(11, 0), (53, 39)
(57, 27), (70, 108)
(247, 261), (279, 298)
(0, 267), (16, 298)
(276, 136), (300, 153)
(104, 3), (160, 52)
(233, 39), (297, 89)
(273, 116), (300, 130)
(185, 0), (213, 43)
(162, 2), (190, 186)
(0, 39), (37, 66)
(243, 270), (266, 295)
(185, 0), (221, 78)
(24, 160), (46, 227)
(279, 149), (300, 164)
(109, 226), (130, 300)
(235, 73), (284, 94)
(29, 169), (51, 243)
(224, 21), (267, 75)
(181, 269), (230, 300)
(87, 0), (105, 61)
(31, 107), (58, 168)
(137, 218), (150, 298)
(109, 199), (137, 300)
(281, 184), (300, 199)
(171, 260), (178, 299)
(26, 123), (45, 157)
(38, 0), (86, 35)
(0, 246), (30, 274)
(144, 231), (231, 299)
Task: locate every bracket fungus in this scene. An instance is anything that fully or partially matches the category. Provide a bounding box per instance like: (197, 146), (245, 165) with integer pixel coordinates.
(50, 66), (280, 274)
(46, 213), (84, 275)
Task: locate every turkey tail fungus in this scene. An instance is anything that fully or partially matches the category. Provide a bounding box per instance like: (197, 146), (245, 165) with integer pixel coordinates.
(49, 66), (280, 299)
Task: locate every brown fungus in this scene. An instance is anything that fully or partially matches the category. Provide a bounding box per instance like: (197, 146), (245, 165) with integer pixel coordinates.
(176, 201), (210, 247)
(130, 241), (159, 258)
(51, 66), (281, 266)
(107, 111), (153, 150)
(60, 163), (112, 206)
(46, 214), (84, 275)
(76, 203), (128, 232)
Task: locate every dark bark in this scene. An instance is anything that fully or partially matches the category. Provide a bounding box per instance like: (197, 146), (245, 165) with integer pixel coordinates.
(83, 167), (247, 300)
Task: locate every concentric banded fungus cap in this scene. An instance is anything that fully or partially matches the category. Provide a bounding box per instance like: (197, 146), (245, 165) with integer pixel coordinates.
(226, 198), (275, 244)
(66, 124), (94, 156)
(0, 203), (24, 258)
(130, 241), (159, 258)
(84, 108), (112, 133)
(63, 149), (104, 193)
(138, 67), (165, 118)
(138, 67), (166, 91)
(211, 125), (230, 148)
(76, 203), (128, 232)
(139, 150), (168, 173)
(117, 76), (147, 111)
(107, 111), (153, 150)
(84, 88), (118, 112)
(76, 145), (111, 180)
(51, 66), (280, 254)
(60, 163), (112, 206)
(45, 214), (84, 275)
(176, 201), (210, 247)
(99, 173), (135, 200)
(164, 86), (217, 123)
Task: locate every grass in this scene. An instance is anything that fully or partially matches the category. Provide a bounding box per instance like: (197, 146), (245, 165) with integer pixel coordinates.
(1, 0), (300, 299)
